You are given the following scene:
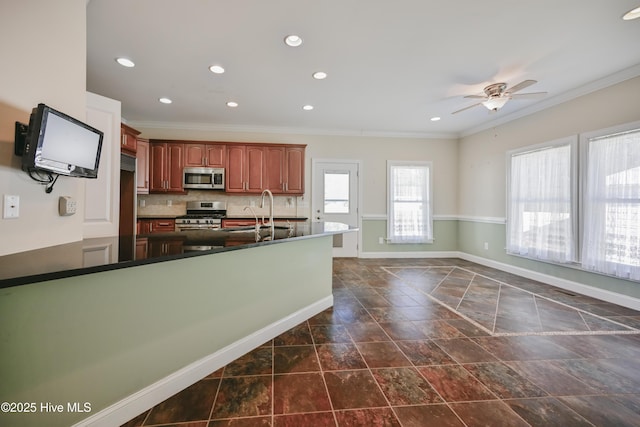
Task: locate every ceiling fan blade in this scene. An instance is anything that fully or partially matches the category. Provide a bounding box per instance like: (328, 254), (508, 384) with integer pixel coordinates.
(510, 91), (547, 99)
(452, 102), (482, 114)
(506, 79), (537, 94)
(464, 94), (486, 99)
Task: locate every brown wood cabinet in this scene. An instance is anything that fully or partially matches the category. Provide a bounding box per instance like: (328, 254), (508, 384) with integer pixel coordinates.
(184, 143), (225, 167)
(149, 141), (185, 193)
(137, 218), (176, 234)
(121, 123), (139, 155)
(136, 138), (150, 194)
(264, 145), (305, 194)
(226, 144), (267, 193)
(221, 218), (258, 227)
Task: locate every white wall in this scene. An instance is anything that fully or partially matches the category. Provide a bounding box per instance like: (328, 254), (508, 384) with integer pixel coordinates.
(458, 75), (640, 218)
(0, 0), (88, 256)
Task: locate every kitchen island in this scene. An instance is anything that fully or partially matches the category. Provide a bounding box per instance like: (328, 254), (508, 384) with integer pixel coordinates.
(0, 222), (355, 427)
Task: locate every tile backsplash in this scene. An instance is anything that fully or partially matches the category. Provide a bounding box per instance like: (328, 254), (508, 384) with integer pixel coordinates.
(137, 190), (308, 218)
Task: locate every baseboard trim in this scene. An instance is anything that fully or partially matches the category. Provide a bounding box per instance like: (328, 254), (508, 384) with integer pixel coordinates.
(73, 295), (333, 427)
(458, 252), (640, 311)
(359, 251), (459, 259)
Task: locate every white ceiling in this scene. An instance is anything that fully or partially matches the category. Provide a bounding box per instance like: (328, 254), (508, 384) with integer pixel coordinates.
(86, 0), (640, 138)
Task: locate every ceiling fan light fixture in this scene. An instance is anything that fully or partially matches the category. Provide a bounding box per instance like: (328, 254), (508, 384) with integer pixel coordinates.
(482, 97), (509, 111)
(622, 6), (640, 20)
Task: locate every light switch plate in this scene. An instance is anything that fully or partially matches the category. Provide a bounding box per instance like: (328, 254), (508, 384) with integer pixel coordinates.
(3, 195), (19, 219)
(58, 196), (77, 216)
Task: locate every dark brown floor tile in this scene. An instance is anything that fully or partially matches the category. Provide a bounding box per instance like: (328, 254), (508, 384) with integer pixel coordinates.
(366, 307), (410, 323)
(343, 321), (391, 342)
(449, 401), (529, 427)
(324, 370), (388, 409)
(223, 347), (272, 377)
(395, 339), (457, 366)
(550, 358), (640, 394)
(505, 361), (599, 396)
(394, 404), (464, 427)
(412, 319), (466, 339)
(356, 294), (391, 308)
(205, 368), (225, 379)
(145, 379), (219, 425)
(308, 308), (342, 325)
(506, 397), (593, 427)
(371, 367), (442, 405)
(209, 418), (271, 427)
(473, 335), (581, 361)
(334, 307), (374, 324)
(355, 341), (412, 368)
(334, 408), (400, 427)
(309, 324), (353, 344)
(548, 334), (640, 359)
(274, 412), (336, 427)
(433, 338), (499, 363)
(560, 395), (640, 427)
(316, 343), (367, 371)
(273, 373), (332, 414)
(273, 345), (320, 374)
(417, 365), (496, 402)
(211, 376), (272, 419)
(378, 320), (428, 340)
(274, 322), (313, 346)
(119, 410), (148, 427)
(445, 318), (492, 337)
(462, 362), (548, 399)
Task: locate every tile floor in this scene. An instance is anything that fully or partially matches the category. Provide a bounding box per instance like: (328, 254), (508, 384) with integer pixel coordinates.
(122, 258), (640, 427)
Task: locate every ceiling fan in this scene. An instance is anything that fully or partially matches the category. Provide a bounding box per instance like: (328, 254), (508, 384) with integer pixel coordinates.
(452, 80), (547, 114)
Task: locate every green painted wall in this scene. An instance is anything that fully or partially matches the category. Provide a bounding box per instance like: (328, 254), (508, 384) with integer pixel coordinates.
(362, 219), (458, 253)
(457, 220), (640, 299)
(0, 237), (333, 427)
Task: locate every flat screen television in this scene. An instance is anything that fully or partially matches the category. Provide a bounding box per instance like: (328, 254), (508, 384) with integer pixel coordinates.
(21, 103), (104, 178)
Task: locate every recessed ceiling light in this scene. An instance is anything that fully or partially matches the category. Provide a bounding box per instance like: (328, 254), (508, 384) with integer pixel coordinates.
(284, 35), (303, 47)
(226, 101), (238, 108)
(623, 6), (640, 20)
(116, 57), (135, 68)
(159, 97), (172, 104)
(302, 105), (314, 111)
(430, 116), (441, 122)
(312, 71), (327, 80)
(209, 65), (225, 74)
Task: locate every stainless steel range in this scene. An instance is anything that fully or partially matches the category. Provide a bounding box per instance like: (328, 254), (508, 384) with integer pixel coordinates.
(175, 201), (227, 231)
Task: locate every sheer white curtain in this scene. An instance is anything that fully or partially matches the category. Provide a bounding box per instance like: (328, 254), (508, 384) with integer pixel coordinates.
(582, 130), (640, 281)
(387, 162), (432, 243)
(507, 144), (575, 263)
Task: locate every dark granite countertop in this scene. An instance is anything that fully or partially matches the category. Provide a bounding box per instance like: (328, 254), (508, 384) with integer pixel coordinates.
(0, 221), (355, 288)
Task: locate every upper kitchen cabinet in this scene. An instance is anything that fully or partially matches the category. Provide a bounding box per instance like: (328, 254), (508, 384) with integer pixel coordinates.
(184, 142), (226, 168)
(265, 145), (305, 194)
(149, 140), (185, 193)
(226, 144), (267, 193)
(120, 123), (140, 155)
(136, 138), (150, 194)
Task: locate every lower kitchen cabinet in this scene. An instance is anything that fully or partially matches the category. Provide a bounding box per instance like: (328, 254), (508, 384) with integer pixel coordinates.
(137, 219), (176, 234)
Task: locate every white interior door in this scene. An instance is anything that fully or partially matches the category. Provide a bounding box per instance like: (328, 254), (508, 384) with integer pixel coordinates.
(312, 160), (360, 257)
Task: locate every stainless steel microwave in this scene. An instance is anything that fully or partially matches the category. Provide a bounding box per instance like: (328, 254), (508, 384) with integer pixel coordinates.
(183, 167), (225, 190)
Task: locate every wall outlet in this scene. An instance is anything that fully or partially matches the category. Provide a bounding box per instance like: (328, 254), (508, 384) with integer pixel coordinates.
(484, 242), (489, 250)
(379, 237), (385, 244)
(58, 196), (77, 216)
(3, 195), (19, 219)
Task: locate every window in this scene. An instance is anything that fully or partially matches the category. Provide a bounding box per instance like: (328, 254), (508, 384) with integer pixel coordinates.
(324, 171), (350, 214)
(506, 123), (640, 282)
(506, 139), (576, 263)
(387, 161), (433, 243)
(582, 128), (640, 281)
